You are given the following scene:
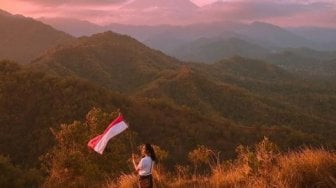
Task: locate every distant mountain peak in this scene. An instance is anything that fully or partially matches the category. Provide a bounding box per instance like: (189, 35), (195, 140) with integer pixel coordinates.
(78, 30), (140, 45)
(30, 29), (180, 92)
(250, 21), (283, 30)
(123, 0), (198, 10)
(89, 30), (125, 38)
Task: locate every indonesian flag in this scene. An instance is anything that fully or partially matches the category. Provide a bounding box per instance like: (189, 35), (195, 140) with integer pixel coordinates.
(87, 114), (128, 154)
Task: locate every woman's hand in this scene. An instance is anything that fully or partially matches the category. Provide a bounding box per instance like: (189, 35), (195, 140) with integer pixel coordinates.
(132, 154), (135, 163)
(132, 153), (138, 170)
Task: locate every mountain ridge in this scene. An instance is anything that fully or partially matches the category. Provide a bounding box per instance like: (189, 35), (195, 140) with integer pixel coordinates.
(30, 31), (180, 92)
(27, 31), (336, 143)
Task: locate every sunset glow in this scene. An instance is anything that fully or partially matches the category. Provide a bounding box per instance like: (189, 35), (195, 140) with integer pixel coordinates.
(0, 0), (335, 27)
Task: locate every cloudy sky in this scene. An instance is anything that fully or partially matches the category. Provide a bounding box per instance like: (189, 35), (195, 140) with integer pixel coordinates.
(0, 0), (335, 27)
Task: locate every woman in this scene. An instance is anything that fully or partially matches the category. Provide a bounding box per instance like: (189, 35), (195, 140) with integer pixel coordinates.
(132, 144), (157, 188)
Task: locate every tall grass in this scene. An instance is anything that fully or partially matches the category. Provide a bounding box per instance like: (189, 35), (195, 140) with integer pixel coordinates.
(107, 138), (336, 188)
(277, 149), (336, 188)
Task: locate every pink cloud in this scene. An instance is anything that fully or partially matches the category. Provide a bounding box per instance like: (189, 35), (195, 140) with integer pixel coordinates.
(1, 0), (335, 27)
(16, 0), (127, 6)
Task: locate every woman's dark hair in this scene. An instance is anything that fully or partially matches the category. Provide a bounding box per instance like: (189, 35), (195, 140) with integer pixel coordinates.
(145, 143), (157, 162)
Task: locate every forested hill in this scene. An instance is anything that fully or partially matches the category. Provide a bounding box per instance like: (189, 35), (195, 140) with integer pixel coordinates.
(28, 32), (336, 144)
(29, 31), (180, 92)
(0, 60), (120, 166)
(2, 60), (314, 182)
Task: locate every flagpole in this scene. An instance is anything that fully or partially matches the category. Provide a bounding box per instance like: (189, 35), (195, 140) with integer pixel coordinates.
(129, 128), (135, 154)
(117, 108), (134, 152)
(128, 125), (138, 174)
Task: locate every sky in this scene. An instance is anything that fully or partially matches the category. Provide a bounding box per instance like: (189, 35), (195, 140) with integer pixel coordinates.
(0, 0), (335, 27)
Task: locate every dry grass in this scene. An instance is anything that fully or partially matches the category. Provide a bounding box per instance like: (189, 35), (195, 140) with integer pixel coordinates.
(106, 165), (169, 188)
(210, 164), (249, 187)
(106, 173), (138, 188)
(276, 149), (336, 188)
(106, 139), (336, 188)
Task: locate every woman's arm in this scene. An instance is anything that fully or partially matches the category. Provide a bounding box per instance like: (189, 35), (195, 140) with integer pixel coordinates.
(132, 154), (140, 171)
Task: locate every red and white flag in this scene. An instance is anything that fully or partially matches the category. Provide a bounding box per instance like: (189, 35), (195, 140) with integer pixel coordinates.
(88, 114), (128, 154)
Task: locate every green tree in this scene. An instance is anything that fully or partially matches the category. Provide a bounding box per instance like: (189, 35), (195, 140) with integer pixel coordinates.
(42, 108), (135, 187)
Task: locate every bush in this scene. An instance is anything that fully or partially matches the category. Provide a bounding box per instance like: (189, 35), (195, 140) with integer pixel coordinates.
(42, 108), (134, 187)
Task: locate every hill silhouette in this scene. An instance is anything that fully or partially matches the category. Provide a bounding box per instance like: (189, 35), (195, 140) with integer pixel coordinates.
(0, 9), (74, 64)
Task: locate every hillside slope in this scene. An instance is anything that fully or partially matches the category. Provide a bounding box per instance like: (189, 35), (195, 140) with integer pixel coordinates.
(28, 33), (336, 143)
(2, 60), (301, 169)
